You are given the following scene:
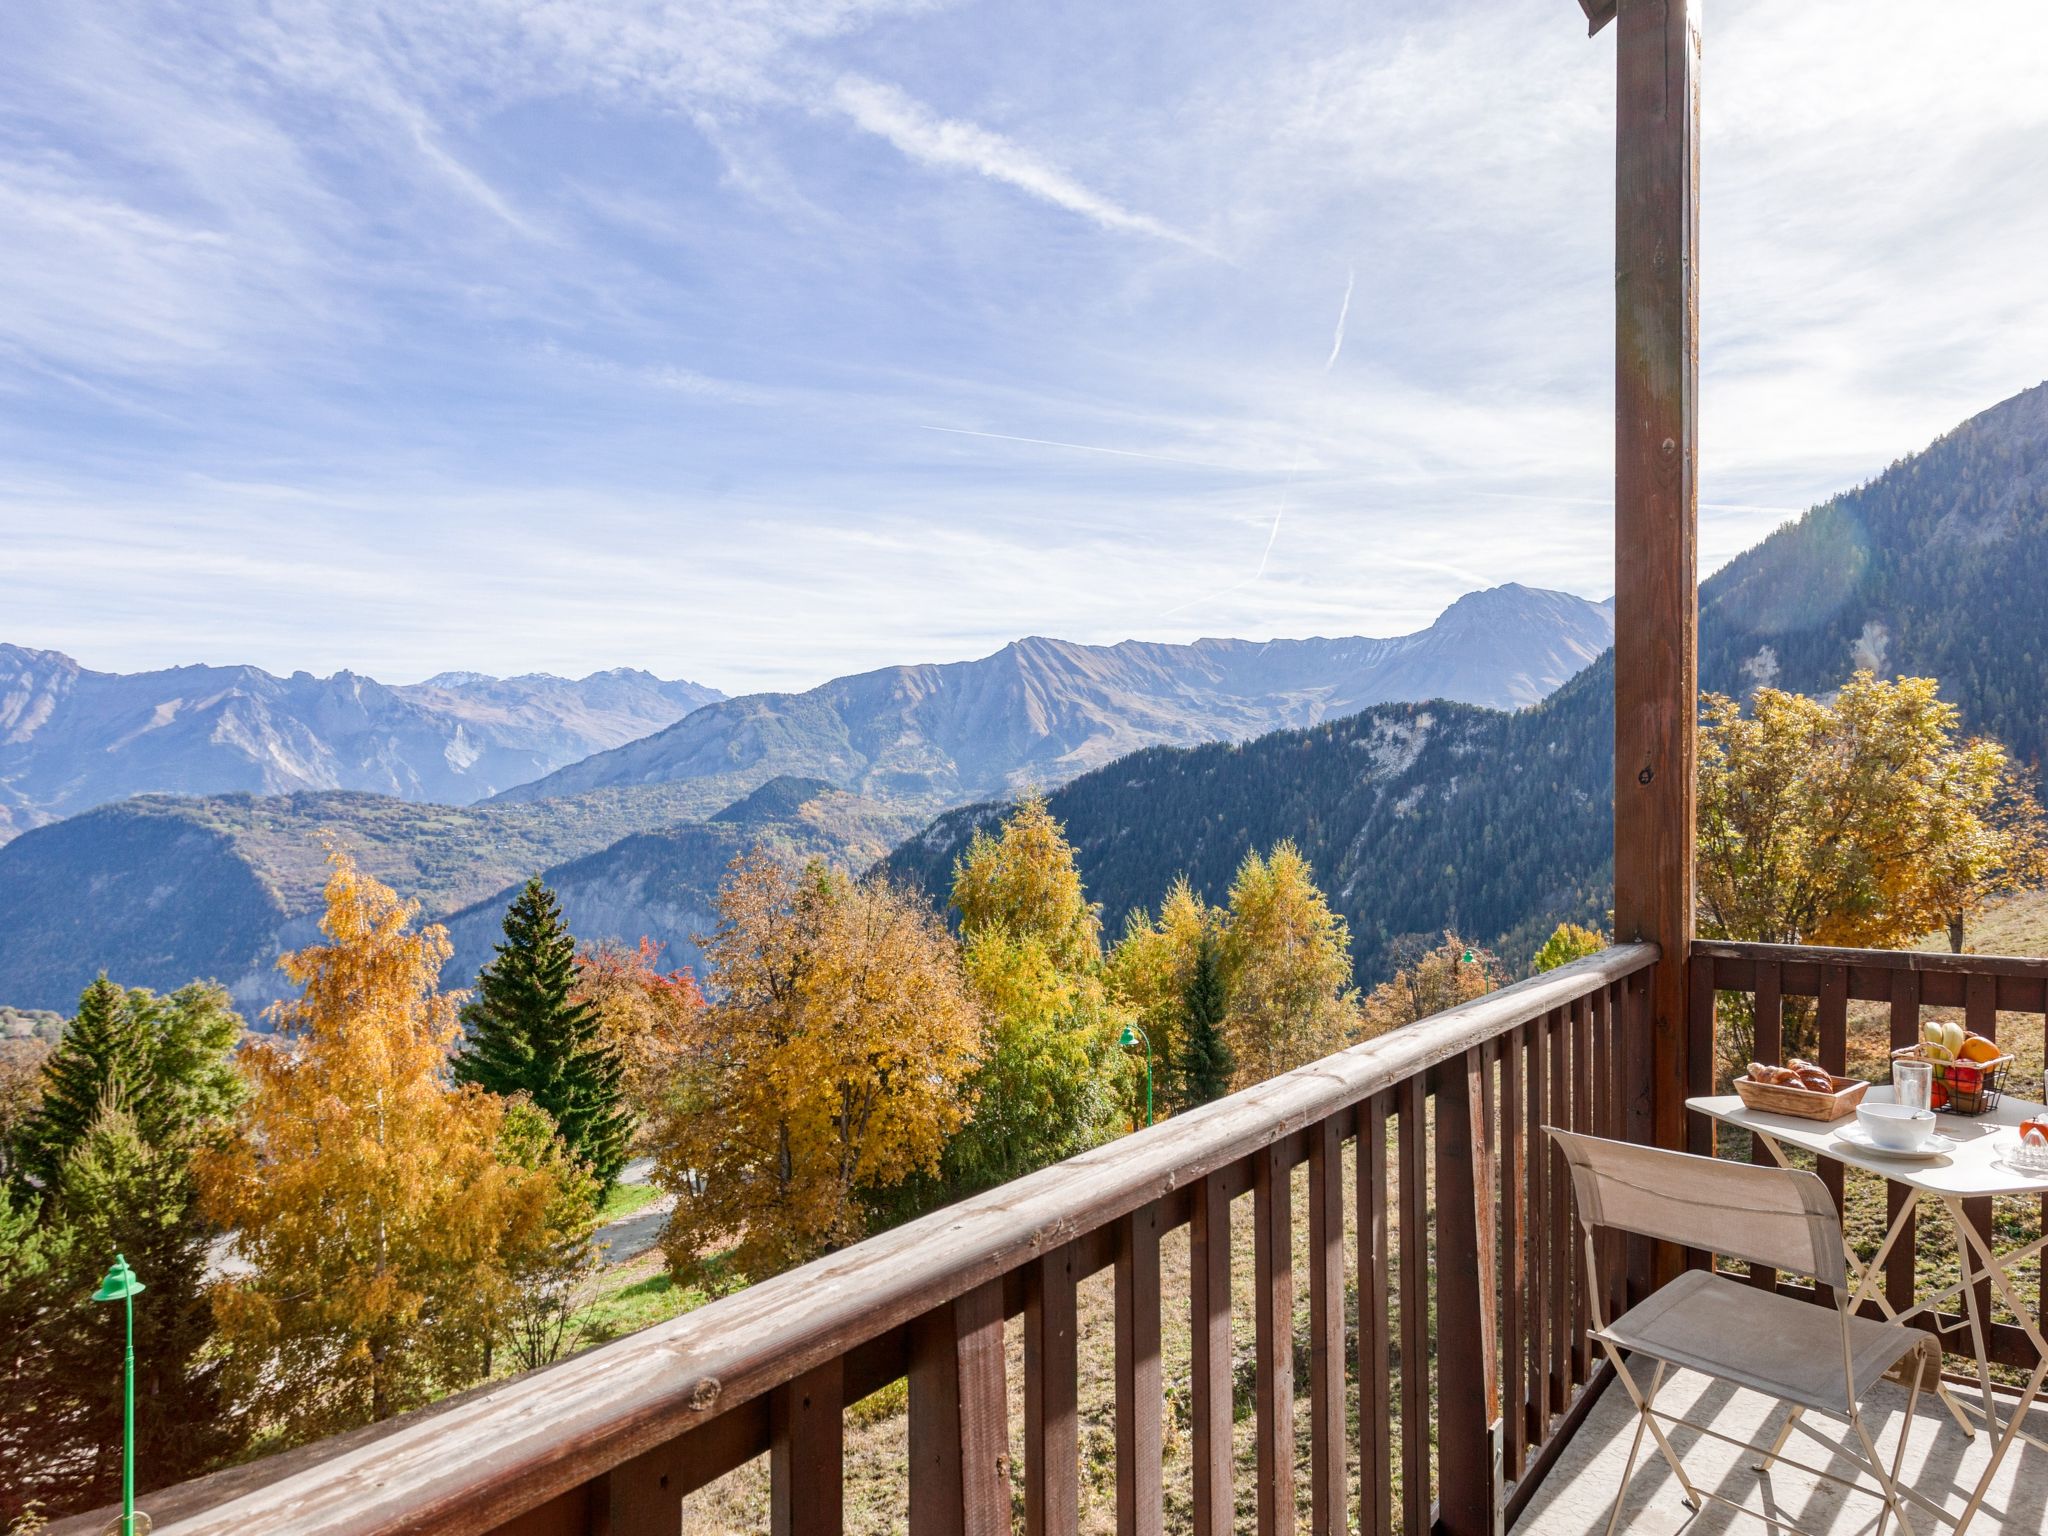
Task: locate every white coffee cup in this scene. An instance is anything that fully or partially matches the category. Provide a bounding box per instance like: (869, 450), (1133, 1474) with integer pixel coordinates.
(1859, 1101), (1935, 1152)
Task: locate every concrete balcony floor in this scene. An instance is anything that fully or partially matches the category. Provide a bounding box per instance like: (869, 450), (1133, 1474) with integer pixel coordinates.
(1514, 1362), (2048, 1536)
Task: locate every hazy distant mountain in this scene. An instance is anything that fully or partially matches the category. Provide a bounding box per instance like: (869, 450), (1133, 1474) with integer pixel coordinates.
(494, 585), (1615, 811)
(0, 650), (723, 842)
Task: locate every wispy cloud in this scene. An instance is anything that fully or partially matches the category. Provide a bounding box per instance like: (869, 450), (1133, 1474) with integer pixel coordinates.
(829, 74), (1202, 248)
(1, 0), (2044, 690)
(914, 424), (1226, 468)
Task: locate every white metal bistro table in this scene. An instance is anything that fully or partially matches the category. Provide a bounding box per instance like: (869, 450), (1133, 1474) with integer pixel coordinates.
(1689, 1088), (2048, 1534)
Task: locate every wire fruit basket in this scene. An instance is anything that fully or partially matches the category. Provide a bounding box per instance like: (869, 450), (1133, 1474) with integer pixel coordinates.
(1892, 1043), (2013, 1116)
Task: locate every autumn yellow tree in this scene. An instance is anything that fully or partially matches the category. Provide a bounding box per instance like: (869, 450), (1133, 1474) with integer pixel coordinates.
(199, 850), (567, 1440)
(1532, 922), (1607, 973)
(1107, 878), (1218, 1111)
(940, 796), (1125, 1189)
(1221, 842), (1359, 1085)
(1698, 672), (2047, 1065)
(1699, 673), (2044, 950)
(951, 791), (1102, 971)
(1359, 933), (1505, 1040)
(651, 853), (980, 1284)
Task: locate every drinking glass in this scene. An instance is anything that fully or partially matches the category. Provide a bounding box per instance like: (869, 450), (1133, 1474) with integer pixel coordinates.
(1893, 1058), (1934, 1113)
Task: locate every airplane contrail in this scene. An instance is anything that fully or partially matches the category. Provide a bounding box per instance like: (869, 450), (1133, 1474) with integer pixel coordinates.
(1324, 266), (1355, 372)
(917, 423), (1219, 468)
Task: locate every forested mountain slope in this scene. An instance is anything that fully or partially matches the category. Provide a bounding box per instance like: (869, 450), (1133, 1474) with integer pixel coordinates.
(1701, 380), (2048, 760)
(886, 656), (1616, 985)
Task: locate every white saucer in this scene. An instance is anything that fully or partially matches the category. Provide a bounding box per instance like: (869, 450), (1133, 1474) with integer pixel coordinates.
(1831, 1124), (1957, 1160)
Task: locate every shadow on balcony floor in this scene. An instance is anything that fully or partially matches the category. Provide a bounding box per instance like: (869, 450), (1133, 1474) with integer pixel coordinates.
(1514, 1360), (2048, 1535)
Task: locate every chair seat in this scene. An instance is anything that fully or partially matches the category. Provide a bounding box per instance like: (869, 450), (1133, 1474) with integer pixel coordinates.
(1597, 1269), (1938, 1415)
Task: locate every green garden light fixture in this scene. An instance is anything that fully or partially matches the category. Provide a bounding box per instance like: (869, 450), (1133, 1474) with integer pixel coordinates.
(1119, 1023), (1153, 1127)
(92, 1253), (147, 1536)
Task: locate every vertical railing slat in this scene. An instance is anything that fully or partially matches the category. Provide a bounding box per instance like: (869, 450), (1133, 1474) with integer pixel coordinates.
(771, 1357), (845, 1536)
(1308, 1116), (1346, 1536)
(1499, 1025), (1526, 1483)
(1190, 1174), (1232, 1536)
(909, 1281), (1009, 1536)
(1255, 1142), (1297, 1536)
(1187, 1163), (1228, 1536)
(1546, 1009), (1569, 1414)
(1400, 1075), (1430, 1536)
(1524, 1013), (1550, 1451)
(1437, 1048), (1503, 1536)
(1884, 970), (1921, 1318)
(1115, 1204), (1164, 1536)
(1965, 972), (1998, 1333)
(1358, 1093), (1393, 1535)
(1024, 1245), (1080, 1536)
(1570, 997), (1594, 1382)
(1748, 962), (1784, 1292)
(1815, 963), (1850, 1308)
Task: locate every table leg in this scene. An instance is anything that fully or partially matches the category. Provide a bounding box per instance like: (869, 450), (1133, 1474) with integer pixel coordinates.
(1933, 1204), (2048, 1536)
(1942, 1196), (2005, 1440)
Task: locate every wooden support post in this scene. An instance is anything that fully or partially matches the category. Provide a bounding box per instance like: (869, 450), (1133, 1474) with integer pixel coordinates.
(1437, 1049), (1504, 1536)
(1611, 0), (1700, 1288)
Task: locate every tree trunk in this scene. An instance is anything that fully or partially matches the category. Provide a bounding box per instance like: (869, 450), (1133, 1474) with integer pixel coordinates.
(1949, 913), (1965, 954)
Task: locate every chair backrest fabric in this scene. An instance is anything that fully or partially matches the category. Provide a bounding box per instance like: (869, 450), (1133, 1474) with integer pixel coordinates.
(1546, 1128), (1847, 1292)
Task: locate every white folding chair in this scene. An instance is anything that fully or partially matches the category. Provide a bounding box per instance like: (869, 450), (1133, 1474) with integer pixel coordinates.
(1548, 1128), (1944, 1536)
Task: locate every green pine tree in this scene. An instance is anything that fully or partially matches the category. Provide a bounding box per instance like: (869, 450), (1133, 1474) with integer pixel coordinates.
(454, 878), (632, 1191)
(46, 1106), (242, 1505)
(13, 976), (156, 1195)
(1178, 928), (1235, 1106)
(1, 978), (244, 1521)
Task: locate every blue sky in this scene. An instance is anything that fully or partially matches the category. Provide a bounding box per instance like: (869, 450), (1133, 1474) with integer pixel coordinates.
(2, 0), (2044, 693)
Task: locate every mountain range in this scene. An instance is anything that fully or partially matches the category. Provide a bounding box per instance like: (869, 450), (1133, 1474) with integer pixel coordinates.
(0, 587), (1613, 1011)
(3, 379), (2045, 1013)
(491, 585), (1616, 810)
(0, 652), (726, 843)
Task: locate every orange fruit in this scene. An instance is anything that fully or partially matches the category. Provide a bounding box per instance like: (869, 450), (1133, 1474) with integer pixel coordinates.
(1959, 1034), (2003, 1064)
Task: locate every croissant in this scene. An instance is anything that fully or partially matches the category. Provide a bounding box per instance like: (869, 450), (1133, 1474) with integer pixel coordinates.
(1747, 1062), (1799, 1087)
(1796, 1069), (1835, 1092)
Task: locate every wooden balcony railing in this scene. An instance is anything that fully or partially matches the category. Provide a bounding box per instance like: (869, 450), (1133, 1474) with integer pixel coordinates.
(1689, 939), (2048, 1371)
(58, 944), (1658, 1536)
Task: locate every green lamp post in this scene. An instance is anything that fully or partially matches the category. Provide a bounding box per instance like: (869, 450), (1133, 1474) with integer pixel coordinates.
(1119, 1024), (1153, 1127)
(92, 1253), (147, 1536)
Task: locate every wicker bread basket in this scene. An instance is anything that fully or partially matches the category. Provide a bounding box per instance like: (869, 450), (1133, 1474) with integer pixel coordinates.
(1732, 1073), (1868, 1122)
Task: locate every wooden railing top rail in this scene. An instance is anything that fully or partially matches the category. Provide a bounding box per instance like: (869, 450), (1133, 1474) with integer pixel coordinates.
(1694, 938), (2048, 980)
(74, 943), (1657, 1536)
